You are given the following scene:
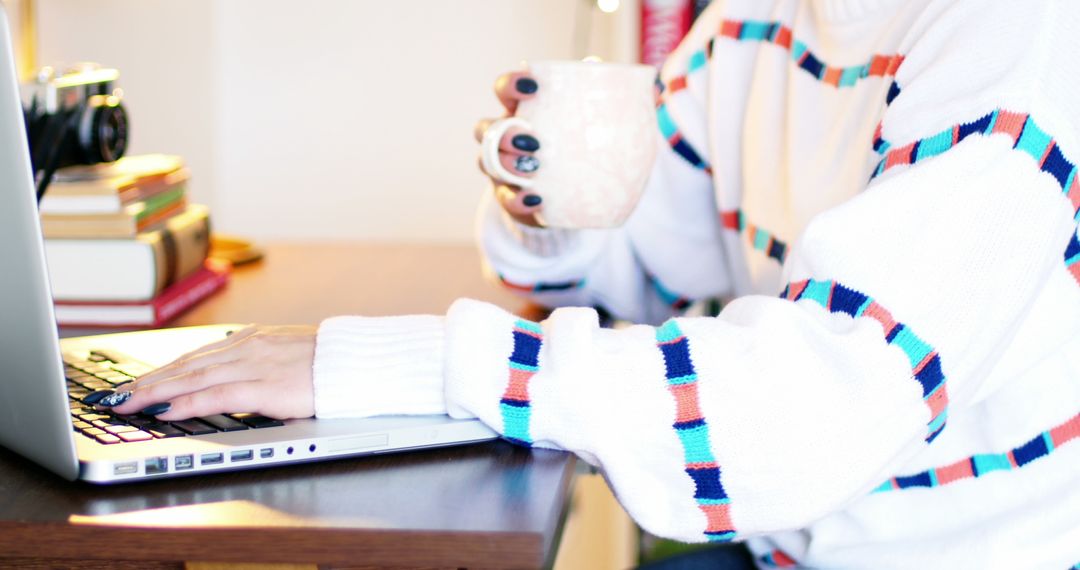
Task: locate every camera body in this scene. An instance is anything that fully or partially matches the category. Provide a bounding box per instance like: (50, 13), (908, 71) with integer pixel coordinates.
(23, 63), (129, 194)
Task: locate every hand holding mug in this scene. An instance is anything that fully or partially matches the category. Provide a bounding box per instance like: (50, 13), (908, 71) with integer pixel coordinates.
(476, 61), (659, 229)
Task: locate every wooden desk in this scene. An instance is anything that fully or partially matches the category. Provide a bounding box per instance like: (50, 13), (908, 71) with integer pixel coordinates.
(0, 243), (577, 569)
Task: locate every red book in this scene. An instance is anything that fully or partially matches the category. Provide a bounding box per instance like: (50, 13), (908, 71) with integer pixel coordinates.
(54, 259), (231, 328)
(641, 0), (694, 67)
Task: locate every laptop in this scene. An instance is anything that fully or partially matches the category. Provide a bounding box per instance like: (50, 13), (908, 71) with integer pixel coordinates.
(0, 6), (496, 484)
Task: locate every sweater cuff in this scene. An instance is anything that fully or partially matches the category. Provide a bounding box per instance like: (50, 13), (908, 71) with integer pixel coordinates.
(312, 315), (447, 418)
(500, 209), (581, 258)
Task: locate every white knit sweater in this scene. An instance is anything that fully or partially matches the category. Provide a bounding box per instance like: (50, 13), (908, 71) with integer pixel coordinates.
(312, 1), (1080, 567)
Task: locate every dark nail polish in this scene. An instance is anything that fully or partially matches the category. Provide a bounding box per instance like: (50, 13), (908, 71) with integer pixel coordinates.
(83, 389), (114, 405)
(522, 194), (543, 207)
(140, 402), (171, 416)
(511, 134), (540, 152)
(97, 390), (132, 407)
(515, 155), (540, 173)
(515, 77), (538, 94)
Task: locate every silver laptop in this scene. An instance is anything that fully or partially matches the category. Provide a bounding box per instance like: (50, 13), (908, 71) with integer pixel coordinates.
(0, 6), (495, 483)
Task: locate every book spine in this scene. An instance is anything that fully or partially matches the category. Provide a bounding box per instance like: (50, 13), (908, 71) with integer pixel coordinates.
(640, 0), (693, 67)
(142, 206), (212, 295)
(153, 263), (230, 325)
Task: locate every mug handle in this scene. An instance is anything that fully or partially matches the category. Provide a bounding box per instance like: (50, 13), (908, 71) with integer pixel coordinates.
(480, 117), (537, 188)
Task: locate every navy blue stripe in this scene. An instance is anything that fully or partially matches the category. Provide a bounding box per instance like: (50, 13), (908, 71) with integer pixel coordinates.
(957, 112), (994, 141)
(969, 457), (980, 476)
(687, 466), (729, 501)
(1040, 144), (1074, 188)
(885, 81), (901, 105)
(500, 398), (530, 408)
(671, 138), (709, 170)
(659, 339), (695, 379)
(675, 418), (707, 431)
(1012, 433), (1050, 467)
(504, 436), (533, 448)
(829, 283), (869, 317)
(510, 331), (542, 367)
(1064, 233), (1080, 261)
(767, 239), (787, 262)
(895, 471), (933, 489)
(885, 324), (903, 343)
(914, 354), (944, 398)
(926, 423), (946, 444)
(799, 52), (824, 78)
(533, 280), (582, 292)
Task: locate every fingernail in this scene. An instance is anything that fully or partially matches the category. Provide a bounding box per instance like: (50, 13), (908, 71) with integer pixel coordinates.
(511, 134), (540, 152)
(140, 402), (171, 416)
(83, 389), (115, 405)
(97, 390), (133, 408)
(515, 77), (538, 94)
(515, 155), (540, 173)
(522, 194), (543, 207)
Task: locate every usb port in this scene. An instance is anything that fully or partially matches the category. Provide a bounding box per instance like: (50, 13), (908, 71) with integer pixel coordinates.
(144, 456), (168, 474)
(113, 461), (137, 475)
(174, 454), (194, 470)
(259, 448), (274, 459)
(230, 449), (253, 462)
(200, 452), (223, 465)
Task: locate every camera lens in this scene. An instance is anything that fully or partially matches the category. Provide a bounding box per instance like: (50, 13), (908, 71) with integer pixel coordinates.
(85, 103), (128, 163)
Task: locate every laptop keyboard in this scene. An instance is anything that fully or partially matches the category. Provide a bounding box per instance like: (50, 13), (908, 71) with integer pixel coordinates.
(65, 350), (283, 445)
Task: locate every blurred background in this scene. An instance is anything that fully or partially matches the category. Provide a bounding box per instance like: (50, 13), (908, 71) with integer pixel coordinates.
(9, 0), (642, 243)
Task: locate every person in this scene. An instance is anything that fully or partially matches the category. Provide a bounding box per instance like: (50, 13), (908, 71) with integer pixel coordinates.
(103, 0), (1080, 567)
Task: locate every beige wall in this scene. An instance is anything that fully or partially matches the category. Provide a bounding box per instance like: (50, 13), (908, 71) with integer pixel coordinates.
(34, 0), (638, 243)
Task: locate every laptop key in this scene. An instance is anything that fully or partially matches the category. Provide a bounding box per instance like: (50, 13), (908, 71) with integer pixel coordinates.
(105, 425), (138, 434)
(80, 413), (111, 422)
(84, 427), (106, 436)
(199, 414), (248, 432)
(72, 421), (92, 430)
(82, 380), (113, 391)
(94, 433), (121, 444)
(229, 413), (285, 429)
(144, 423), (186, 438)
(117, 430), (153, 443)
(171, 419), (217, 436)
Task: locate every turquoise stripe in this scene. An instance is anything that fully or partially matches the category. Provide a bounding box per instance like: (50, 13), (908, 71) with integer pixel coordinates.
(676, 425), (715, 463)
(916, 128), (955, 161)
(927, 410), (948, 433)
(1043, 431), (1055, 452)
(753, 228), (771, 250)
(739, 20), (772, 41)
(872, 480), (894, 493)
(800, 279), (833, 307)
(1015, 118), (1052, 162)
(791, 40), (808, 61)
(1063, 167), (1077, 194)
(515, 319), (542, 335)
(1066, 253), (1080, 266)
(924, 382), (945, 401)
(972, 453), (1012, 475)
(656, 104), (679, 138)
(707, 532), (737, 542)
(927, 469), (939, 487)
(656, 320), (683, 343)
(500, 402), (532, 442)
(839, 66), (861, 87)
(698, 497), (731, 506)
(508, 361), (539, 373)
(688, 49), (708, 73)
(877, 140), (891, 153)
(737, 210), (747, 230)
(889, 325), (933, 369)
(669, 373), (699, 386)
(853, 297), (874, 317)
(984, 110), (1000, 134)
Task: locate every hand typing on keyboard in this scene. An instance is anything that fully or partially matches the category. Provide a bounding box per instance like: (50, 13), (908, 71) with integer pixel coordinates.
(104, 325), (317, 421)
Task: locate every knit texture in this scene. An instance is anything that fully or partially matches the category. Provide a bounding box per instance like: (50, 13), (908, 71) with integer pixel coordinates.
(314, 0), (1080, 567)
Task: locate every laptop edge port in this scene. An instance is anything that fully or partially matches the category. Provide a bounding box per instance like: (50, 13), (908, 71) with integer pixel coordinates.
(200, 452), (224, 465)
(144, 456), (168, 475)
(230, 449), (253, 462)
(113, 461), (137, 475)
(174, 454), (194, 470)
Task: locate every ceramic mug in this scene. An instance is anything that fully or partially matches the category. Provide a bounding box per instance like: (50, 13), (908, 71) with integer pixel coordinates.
(480, 60), (659, 229)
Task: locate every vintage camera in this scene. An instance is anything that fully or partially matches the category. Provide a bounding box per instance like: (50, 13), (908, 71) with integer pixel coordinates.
(22, 63), (129, 198)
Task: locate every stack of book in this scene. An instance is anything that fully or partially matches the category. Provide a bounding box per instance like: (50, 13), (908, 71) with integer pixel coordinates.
(40, 154), (230, 327)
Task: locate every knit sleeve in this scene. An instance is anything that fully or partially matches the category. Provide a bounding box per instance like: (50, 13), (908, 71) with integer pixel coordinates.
(477, 6), (735, 324)
(442, 6), (1080, 542)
